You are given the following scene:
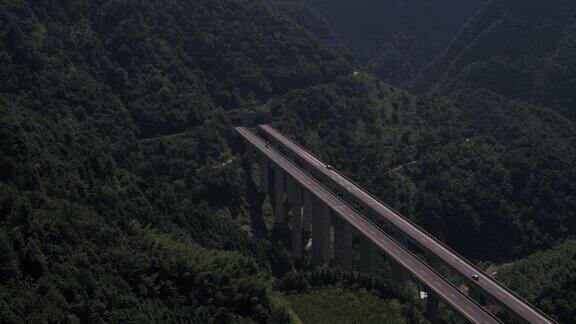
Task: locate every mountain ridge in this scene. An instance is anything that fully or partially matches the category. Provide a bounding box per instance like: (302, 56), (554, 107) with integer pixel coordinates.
(415, 0), (576, 120)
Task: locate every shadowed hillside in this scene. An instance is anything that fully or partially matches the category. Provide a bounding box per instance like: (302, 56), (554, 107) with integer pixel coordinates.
(415, 0), (576, 120)
(298, 0), (486, 87)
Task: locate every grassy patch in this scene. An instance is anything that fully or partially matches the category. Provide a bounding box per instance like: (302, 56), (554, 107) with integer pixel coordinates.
(285, 285), (406, 324)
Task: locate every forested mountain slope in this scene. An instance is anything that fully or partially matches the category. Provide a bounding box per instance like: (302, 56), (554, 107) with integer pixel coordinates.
(269, 0), (352, 60)
(1, 0), (576, 322)
(273, 80), (576, 260)
(497, 238), (576, 323)
(297, 0), (486, 87)
(0, 0), (423, 322)
(415, 0), (576, 120)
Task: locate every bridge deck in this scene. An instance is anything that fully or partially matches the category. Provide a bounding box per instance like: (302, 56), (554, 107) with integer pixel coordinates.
(235, 126), (500, 324)
(258, 124), (556, 324)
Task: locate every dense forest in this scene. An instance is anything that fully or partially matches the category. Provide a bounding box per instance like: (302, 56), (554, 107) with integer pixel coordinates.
(497, 238), (576, 323)
(0, 0), (426, 322)
(415, 0), (576, 120)
(1, 0), (576, 322)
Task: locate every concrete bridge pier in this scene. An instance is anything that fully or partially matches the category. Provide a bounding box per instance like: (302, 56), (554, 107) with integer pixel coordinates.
(291, 184), (303, 265)
(391, 259), (409, 284)
(302, 190), (313, 234)
(312, 199), (331, 267)
(360, 238), (378, 274)
(334, 217), (353, 271)
(274, 166), (286, 229)
(259, 154), (269, 194)
(245, 144), (255, 166)
(286, 177), (294, 205)
(426, 290), (441, 322)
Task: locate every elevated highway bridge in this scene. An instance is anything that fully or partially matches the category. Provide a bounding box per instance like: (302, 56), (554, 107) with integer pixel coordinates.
(234, 125), (556, 323)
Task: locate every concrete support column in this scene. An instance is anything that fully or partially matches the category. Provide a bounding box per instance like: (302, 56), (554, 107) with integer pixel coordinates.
(291, 184), (303, 265)
(302, 190), (313, 233)
(312, 200), (331, 267)
(360, 238), (378, 274)
(391, 259), (408, 284)
(286, 177), (294, 205)
(274, 167), (286, 228)
(334, 217), (353, 271)
(259, 155), (269, 194)
(245, 144), (255, 166)
(426, 291), (440, 322)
